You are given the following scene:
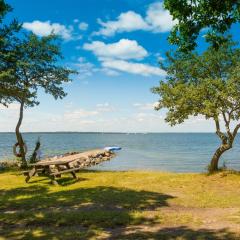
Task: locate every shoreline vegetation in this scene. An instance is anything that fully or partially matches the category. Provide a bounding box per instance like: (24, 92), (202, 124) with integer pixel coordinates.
(1, 169), (240, 239)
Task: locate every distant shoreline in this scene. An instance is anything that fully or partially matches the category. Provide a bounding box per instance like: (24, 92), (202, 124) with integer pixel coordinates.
(1, 132), (239, 172)
(0, 132), (216, 134)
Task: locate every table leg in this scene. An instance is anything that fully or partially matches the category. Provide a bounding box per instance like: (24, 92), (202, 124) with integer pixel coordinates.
(50, 175), (58, 185)
(25, 167), (37, 183)
(46, 165), (59, 185)
(71, 171), (77, 179)
(66, 163), (78, 179)
(56, 165), (62, 178)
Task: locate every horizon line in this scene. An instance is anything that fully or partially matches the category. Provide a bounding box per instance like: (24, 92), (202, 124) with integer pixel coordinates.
(0, 131), (216, 134)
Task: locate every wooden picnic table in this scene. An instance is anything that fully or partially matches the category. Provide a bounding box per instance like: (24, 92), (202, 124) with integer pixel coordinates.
(23, 149), (111, 185)
(24, 159), (79, 185)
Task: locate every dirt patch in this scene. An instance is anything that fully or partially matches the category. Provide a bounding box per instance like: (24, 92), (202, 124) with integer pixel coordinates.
(160, 205), (240, 230)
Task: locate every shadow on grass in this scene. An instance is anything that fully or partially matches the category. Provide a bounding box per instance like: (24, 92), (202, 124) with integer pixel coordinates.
(0, 184), (173, 211)
(0, 183), (174, 239)
(56, 177), (86, 186)
(0, 174), (239, 239)
(113, 226), (240, 239)
(2, 227), (239, 240)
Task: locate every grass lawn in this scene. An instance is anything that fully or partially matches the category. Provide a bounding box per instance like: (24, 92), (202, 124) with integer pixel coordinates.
(0, 170), (240, 239)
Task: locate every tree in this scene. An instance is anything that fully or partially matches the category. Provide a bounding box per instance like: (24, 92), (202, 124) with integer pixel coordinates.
(0, 0), (21, 106)
(11, 33), (76, 167)
(164, 0), (240, 52)
(152, 38), (240, 172)
(0, 0), (10, 20)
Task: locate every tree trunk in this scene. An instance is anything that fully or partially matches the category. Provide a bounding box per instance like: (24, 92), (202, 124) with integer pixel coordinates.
(209, 145), (231, 173)
(15, 101), (27, 168)
(29, 138), (41, 164)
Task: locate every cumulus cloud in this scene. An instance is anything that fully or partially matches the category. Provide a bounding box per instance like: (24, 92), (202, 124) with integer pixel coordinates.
(79, 22), (88, 31)
(95, 2), (177, 36)
(83, 38), (165, 77)
(83, 39), (147, 60)
(62, 104), (116, 123)
(23, 20), (73, 40)
(95, 11), (149, 36)
(74, 57), (99, 79)
(102, 59), (166, 76)
(101, 68), (120, 76)
(0, 103), (212, 132)
(0, 103), (19, 110)
(145, 2), (177, 32)
(96, 102), (115, 112)
(64, 109), (99, 120)
(133, 102), (160, 110)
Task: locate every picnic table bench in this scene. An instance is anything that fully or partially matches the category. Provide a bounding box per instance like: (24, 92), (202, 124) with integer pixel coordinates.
(23, 158), (81, 185)
(23, 149), (113, 185)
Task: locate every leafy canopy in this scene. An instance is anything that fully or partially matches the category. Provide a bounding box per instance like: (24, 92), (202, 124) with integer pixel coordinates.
(0, 0), (76, 107)
(152, 39), (240, 128)
(164, 0), (240, 52)
(12, 33), (76, 106)
(0, 0), (21, 106)
(0, 0), (10, 20)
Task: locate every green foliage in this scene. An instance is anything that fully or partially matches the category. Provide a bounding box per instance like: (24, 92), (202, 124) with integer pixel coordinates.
(0, 0), (22, 106)
(11, 33), (76, 166)
(153, 38), (240, 126)
(12, 33), (76, 106)
(0, 1), (76, 166)
(164, 0), (240, 52)
(0, 0), (11, 20)
(0, 1), (76, 108)
(153, 38), (240, 170)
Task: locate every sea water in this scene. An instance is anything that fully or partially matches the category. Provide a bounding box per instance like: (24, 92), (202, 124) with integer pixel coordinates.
(0, 132), (240, 172)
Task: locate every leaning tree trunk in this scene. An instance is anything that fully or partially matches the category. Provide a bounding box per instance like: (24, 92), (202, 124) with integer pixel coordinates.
(209, 144), (231, 173)
(15, 101), (27, 168)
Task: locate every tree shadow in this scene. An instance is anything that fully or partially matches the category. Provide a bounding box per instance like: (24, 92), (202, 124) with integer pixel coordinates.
(1, 175), (239, 239)
(0, 184), (173, 210)
(113, 226), (240, 239)
(0, 184), (174, 239)
(56, 177), (87, 186)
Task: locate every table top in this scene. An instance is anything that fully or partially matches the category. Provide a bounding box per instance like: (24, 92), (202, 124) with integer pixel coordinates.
(30, 149), (107, 167)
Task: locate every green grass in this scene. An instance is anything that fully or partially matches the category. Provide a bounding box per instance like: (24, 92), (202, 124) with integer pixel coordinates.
(0, 170), (240, 239)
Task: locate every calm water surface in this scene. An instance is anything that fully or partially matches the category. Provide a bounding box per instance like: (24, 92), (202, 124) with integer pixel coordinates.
(1, 133), (240, 172)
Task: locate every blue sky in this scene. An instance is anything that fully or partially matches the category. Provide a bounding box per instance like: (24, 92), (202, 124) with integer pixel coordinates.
(1, 0), (239, 132)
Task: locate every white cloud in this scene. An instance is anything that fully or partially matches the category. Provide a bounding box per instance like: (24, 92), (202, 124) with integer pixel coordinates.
(83, 39), (165, 77)
(0, 103), (215, 132)
(134, 112), (163, 122)
(95, 2), (177, 36)
(78, 57), (86, 63)
(155, 53), (165, 62)
(96, 103), (110, 107)
(95, 11), (149, 36)
(83, 39), (147, 60)
(133, 102), (160, 110)
(73, 19), (79, 23)
(0, 103), (19, 110)
(102, 59), (166, 76)
(64, 109), (99, 120)
(23, 20), (73, 40)
(79, 22), (88, 31)
(96, 102), (115, 112)
(101, 68), (120, 76)
(145, 2), (177, 32)
(74, 58), (99, 79)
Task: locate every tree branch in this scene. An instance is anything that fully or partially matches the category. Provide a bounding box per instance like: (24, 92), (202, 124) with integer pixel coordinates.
(214, 117), (228, 144)
(222, 112), (233, 141)
(232, 123), (240, 139)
